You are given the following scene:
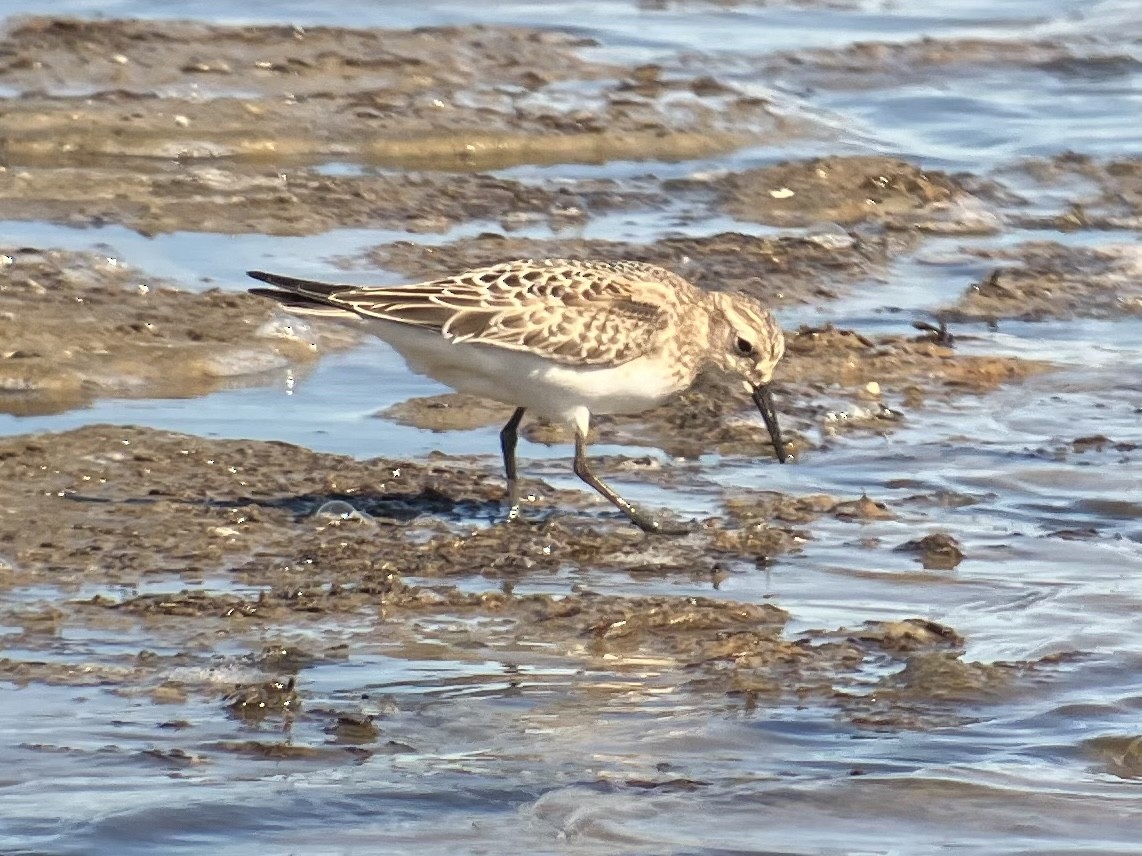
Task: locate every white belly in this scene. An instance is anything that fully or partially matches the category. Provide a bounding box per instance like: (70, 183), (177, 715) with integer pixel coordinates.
(365, 319), (686, 425)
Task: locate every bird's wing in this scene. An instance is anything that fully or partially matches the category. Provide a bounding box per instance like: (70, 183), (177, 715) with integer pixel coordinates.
(249, 260), (681, 367)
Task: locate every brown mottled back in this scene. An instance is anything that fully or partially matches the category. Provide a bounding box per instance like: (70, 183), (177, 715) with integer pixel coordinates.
(276, 259), (693, 367)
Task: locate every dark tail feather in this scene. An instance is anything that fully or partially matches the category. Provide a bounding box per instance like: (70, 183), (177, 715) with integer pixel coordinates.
(246, 270), (347, 300)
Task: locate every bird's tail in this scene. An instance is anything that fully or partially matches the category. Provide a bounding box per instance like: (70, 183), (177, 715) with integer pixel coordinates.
(247, 270), (360, 318)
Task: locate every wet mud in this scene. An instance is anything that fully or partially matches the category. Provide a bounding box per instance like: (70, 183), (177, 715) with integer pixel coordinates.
(0, 423), (810, 588)
(0, 16), (806, 237)
(0, 423), (1052, 734)
(0, 17), (798, 196)
(995, 154), (1142, 232)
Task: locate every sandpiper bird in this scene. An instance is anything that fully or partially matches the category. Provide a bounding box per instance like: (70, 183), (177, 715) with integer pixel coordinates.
(248, 260), (787, 534)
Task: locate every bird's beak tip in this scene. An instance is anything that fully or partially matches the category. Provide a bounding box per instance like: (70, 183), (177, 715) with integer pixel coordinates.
(751, 383), (788, 465)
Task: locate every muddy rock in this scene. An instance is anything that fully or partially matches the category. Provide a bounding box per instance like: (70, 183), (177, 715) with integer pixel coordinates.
(723, 492), (839, 525)
(224, 676), (300, 722)
(1083, 735), (1142, 780)
(381, 393), (515, 433)
(894, 532), (965, 570)
(0, 656), (138, 687)
(325, 714), (382, 745)
(850, 619), (965, 653)
(879, 653), (1020, 703)
(843, 652), (1031, 729)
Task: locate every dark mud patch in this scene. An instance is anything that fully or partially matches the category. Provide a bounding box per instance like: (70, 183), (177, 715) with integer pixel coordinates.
(224, 676), (300, 722)
(715, 156), (999, 233)
(777, 323), (1050, 428)
(940, 242), (1142, 322)
(616, 318), (1046, 458)
(786, 319), (1038, 383)
(845, 653), (1035, 729)
(0, 424), (507, 586)
(0, 247), (341, 415)
(382, 393), (514, 434)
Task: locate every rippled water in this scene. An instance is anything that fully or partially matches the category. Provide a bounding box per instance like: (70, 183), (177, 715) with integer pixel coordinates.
(2, 1), (1141, 853)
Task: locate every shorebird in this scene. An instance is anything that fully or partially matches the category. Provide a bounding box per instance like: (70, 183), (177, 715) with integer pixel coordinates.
(248, 259), (788, 533)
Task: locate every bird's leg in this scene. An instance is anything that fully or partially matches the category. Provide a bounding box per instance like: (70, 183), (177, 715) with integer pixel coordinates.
(499, 407), (527, 521)
(572, 430), (691, 535)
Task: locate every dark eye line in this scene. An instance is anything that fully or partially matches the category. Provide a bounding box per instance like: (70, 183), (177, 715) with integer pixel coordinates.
(735, 337), (754, 355)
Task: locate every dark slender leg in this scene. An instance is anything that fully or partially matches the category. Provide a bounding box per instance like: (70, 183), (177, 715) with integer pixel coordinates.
(499, 407), (526, 521)
(571, 430), (690, 535)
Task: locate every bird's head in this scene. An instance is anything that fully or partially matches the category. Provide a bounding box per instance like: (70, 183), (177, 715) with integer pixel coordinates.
(708, 291), (789, 463)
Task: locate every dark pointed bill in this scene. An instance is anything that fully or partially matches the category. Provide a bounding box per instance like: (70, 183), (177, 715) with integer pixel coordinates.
(751, 384), (788, 463)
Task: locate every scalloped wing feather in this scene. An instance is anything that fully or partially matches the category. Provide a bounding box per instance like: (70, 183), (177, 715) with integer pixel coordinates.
(322, 260), (681, 367)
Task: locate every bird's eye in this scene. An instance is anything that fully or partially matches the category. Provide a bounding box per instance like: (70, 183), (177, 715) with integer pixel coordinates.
(735, 337), (754, 356)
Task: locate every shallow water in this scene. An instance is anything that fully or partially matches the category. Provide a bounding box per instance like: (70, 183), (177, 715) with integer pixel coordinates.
(2, 1), (1141, 854)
